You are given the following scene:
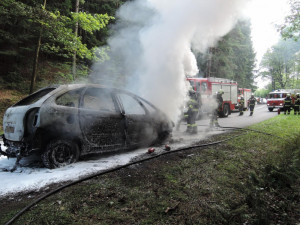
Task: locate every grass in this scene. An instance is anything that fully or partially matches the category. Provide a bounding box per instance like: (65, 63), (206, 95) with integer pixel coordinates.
(0, 115), (299, 225)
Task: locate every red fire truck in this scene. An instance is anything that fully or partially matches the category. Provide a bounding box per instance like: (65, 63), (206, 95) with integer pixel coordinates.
(187, 77), (238, 117)
(266, 89), (296, 112)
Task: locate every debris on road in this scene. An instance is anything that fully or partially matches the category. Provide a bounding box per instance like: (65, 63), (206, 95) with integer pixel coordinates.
(164, 145), (171, 151)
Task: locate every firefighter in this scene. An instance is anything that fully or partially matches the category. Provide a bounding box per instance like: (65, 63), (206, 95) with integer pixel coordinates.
(283, 93), (292, 115)
(248, 93), (256, 116)
(239, 95), (244, 116)
(185, 90), (199, 134)
(209, 89), (223, 128)
(294, 93), (300, 115)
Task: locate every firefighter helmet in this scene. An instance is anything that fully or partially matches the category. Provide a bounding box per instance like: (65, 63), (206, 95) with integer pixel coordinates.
(218, 89), (224, 95)
(251, 93), (254, 97)
(287, 93), (291, 97)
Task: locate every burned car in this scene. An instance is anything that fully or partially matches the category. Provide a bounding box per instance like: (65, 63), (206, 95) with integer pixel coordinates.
(1, 84), (173, 169)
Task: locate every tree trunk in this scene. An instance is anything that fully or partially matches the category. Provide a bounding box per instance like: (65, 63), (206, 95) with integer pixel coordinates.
(72, 0), (80, 80)
(29, 0), (47, 94)
(30, 36), (42, 94)
(206, 48), (213, 78)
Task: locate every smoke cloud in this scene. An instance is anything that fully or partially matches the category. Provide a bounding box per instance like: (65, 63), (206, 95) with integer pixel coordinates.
(91, 0), (249, 121)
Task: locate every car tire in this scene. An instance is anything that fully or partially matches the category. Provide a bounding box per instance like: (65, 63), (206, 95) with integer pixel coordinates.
(41, 139), (80, 169)
(268, 108), (274, 112)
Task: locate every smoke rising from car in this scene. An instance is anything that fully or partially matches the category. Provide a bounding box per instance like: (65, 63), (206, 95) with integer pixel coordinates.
(91, 0), (249, 121)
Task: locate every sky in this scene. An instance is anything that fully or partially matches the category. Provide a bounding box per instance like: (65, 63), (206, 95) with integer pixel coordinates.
(243, 0), (291, 88)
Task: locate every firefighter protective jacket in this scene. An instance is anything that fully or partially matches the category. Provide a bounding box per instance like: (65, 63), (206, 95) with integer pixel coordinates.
(187, 98), (199, 113)
(216, 94), (223, 111)
(239, 97), (245, 106)
(295, 97), (300, 107)
(248, 97), (256, 106)
(284, 96), (292, 107)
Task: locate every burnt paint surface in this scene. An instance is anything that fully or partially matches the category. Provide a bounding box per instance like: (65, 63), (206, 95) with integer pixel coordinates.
(125, 115), (158, 146)
(40, 104), (82, 138)
(79, 109), (124, 152)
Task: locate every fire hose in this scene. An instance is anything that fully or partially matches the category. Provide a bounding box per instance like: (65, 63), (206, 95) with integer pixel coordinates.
(4, 126), (285, 225)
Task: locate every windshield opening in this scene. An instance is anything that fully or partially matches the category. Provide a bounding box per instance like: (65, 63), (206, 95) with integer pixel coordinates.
(268, 93), (288, 99)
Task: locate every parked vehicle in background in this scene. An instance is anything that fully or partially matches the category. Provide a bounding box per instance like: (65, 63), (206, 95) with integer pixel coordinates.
(1, 84), (173, 168)
(260, 98), (267, 104)
(187, 77), (238, 117)
(238, 88), (252, 110)
(267, 90), (290, 111)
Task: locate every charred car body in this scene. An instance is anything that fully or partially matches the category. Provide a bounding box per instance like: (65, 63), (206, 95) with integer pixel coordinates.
(1, 84), (173, 169)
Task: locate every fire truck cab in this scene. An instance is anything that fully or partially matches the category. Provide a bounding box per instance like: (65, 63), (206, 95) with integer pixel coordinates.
(267, 90), (290, 112)
(187, 77), (238, 117)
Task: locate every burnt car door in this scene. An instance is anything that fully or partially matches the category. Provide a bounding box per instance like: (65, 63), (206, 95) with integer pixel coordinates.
(115, 92), (157, 147)
(78, 87), (125, 153)
(39, 88), (84, 139)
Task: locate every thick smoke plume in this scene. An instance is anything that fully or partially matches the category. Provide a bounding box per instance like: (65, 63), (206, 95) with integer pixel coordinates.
(91, 0), (249, 121)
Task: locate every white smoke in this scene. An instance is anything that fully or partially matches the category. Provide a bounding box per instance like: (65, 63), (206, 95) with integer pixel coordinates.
(91, 0), (249, 121)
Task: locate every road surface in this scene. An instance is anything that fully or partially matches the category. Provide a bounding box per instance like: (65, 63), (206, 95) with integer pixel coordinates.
(174, 103), (277, 135)
(218, 104), (278, 127)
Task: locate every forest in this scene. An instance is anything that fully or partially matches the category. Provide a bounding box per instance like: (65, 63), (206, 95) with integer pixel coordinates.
(0, 0), (299, 98)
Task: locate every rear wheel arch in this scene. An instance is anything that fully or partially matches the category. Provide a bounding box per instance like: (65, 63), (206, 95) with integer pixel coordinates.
(24, 107), (40, 137)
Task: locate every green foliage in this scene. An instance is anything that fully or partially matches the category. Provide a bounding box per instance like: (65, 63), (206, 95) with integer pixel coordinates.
(254, 88), (270, 98)
(197, 20), (256, 89)
(72, 12), (114, 34)
(260, 38), (300, 90)
(0, 0), (120, 89)
(278, 0), (300, 40)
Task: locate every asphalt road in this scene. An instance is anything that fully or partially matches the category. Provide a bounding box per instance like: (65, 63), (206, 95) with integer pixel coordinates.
(204, 103), (278, 128)
(174, 103), (278, 135)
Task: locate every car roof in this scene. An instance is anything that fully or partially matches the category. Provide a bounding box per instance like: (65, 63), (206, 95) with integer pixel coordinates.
(13, 84), (138, 108)
(54, 83), (128, 93)
(55, 83), (159, 109)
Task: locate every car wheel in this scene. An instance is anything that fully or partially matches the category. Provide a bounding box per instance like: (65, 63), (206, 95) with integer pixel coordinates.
(42, 139), (80, 169)
(268, 108), (274, 112)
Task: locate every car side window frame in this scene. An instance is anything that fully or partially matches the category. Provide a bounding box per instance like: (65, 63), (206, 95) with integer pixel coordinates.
(79, 87), (121, 114)
(55, 88), (84, 108)
(115, 91), (148, 115)
(136, 97), (158, 115)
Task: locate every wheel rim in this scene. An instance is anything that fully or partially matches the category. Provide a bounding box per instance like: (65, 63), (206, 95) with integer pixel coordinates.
(51, 142), (74, 166)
